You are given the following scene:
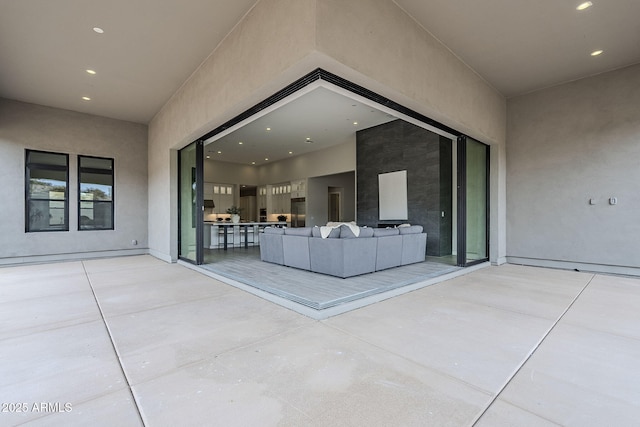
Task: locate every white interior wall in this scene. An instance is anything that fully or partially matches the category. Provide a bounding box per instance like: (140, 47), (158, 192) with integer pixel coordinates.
(307, 172), (356, 227)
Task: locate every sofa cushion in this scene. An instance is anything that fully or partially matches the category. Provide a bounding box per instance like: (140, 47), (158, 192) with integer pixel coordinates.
(312, 226), (341, 238)
(339, 224), (374, 238)
(284, 227), (313, 236)
(358, 227), (374, 238)
(339, 225), (357, 238)
(263, 226), (285, 235)
(373, 228), (400, 237)
(398, 225), (424, 234)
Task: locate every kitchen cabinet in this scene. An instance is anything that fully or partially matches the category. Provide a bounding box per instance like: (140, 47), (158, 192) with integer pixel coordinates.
(267, 183), (291, 215)
(290, 179), (306, 198)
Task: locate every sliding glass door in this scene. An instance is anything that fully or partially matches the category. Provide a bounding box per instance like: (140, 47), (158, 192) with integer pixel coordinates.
(457, 136), (489, 266)
(178, 141), (204, 264)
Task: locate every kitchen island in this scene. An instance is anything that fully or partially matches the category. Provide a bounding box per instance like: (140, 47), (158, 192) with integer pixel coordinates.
(204, 221), (286, 250)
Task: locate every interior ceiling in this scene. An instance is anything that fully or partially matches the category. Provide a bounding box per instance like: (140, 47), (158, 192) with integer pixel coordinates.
(204, 86), (397, 166)
(1, 0), (639, 164)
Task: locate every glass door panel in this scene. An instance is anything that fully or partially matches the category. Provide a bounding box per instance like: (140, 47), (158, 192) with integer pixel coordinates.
(178, 141), (203, 263)
(465, 138), (488, 263)
(457, 136), (489, 266)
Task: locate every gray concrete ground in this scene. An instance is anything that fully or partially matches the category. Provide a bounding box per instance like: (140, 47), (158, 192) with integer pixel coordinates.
(1, 255), (638, 426)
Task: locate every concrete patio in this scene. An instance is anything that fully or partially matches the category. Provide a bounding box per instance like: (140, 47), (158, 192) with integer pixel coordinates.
(1, 255), (639, 426)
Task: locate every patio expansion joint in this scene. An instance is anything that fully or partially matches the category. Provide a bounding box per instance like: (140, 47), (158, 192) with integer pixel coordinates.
(469, 273), (597, 426)
(80, 261), (147, 427)
(127, 323), (314, 389)
(96, 290), (240, 321)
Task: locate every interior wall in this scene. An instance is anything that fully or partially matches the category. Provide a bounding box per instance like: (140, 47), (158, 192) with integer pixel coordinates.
(0, 98), (148, 265)
(307, 172), (355, 227)
(256, 139), (356, 184)
(147, 0), (506, 263)
(507, 63), (640, 274)
(204, 159), (259, 185)
(356, 120), (452, 256)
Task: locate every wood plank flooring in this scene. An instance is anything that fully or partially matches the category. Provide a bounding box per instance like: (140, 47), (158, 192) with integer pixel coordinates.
(203, 247), (460, 310)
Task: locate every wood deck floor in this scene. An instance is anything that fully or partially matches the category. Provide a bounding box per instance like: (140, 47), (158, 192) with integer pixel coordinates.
(202, 247), (460, 310)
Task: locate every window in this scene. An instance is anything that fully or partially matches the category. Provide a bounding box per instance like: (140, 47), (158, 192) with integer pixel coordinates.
(78, 156), (114, 230)
(25, 150), (69, 232)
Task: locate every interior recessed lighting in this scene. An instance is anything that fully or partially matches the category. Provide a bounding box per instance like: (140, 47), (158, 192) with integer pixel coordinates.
(92, 27), (104, 34)
(265, 158), (269, 161)
(266, 127), (271, 131)
(353, 121), (358, 125)
(288, 151), (293, 154)
(82, 96), (91, 101)
(238, 141), (243, 145)
(251, 161), (256, 165)
(576, 1), (593, 11)
(591, 49), (603, 56)
(86, 69), (96, 75)
(206, 155), (210, 159)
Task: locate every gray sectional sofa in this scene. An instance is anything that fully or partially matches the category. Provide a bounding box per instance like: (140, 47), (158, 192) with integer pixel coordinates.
(259, 224), (427, 278)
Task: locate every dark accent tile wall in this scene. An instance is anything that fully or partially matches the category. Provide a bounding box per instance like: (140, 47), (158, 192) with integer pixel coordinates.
(356, 120), (452, 256)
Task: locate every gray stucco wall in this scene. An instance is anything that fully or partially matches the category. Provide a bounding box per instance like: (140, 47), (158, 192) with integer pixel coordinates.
(0, 98), (148, 264)
(506, 64), (640, 274)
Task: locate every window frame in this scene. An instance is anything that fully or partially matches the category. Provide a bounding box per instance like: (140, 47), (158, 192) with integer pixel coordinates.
(25, 149), (70, 232)
(77, 155), (115, 231)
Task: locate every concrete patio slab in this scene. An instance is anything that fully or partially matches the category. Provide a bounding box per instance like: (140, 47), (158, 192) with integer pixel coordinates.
(1, 255), (639, 426)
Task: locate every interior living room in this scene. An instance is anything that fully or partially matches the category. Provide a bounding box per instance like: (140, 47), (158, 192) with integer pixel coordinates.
(184, 80), (480, 310)
(1, 0), (639, 425)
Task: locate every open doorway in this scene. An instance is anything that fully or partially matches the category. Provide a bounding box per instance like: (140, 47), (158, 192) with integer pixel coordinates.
(328, 188), (341, 222)
(185, 70), (488, 273)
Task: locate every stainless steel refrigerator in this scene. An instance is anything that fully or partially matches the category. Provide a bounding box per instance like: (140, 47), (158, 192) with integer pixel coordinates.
(290, 198), (306, 227)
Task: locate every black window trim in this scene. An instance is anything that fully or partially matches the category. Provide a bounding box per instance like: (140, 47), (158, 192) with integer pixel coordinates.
(25, 149), (70, 233)
(77, 154), (115, 231)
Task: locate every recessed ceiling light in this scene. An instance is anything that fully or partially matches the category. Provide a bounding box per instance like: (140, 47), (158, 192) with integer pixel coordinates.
(92, 27), (104, 34)
(82, 96), (91, 101)
(238, 141), (243, 145)
(206, 155), (210, 159)
(265, 158), (269, 161)
(576, 1), (593, 11)
(251, 161), (256, 165)
(86, 69), (96, 75)
(288, 151), (293, 154)
(591, 49), (603, 56)
(353, 121), (358, 125)
(266, 127), (271, 131)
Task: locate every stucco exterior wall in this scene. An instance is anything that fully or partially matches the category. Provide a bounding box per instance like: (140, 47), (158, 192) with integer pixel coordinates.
(507, 64), (640, 274)
(147, 0), (318, 261)
(316, 0), (505, 145)
(148, 0), (506, 263)
(0, 98), (148, 264)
